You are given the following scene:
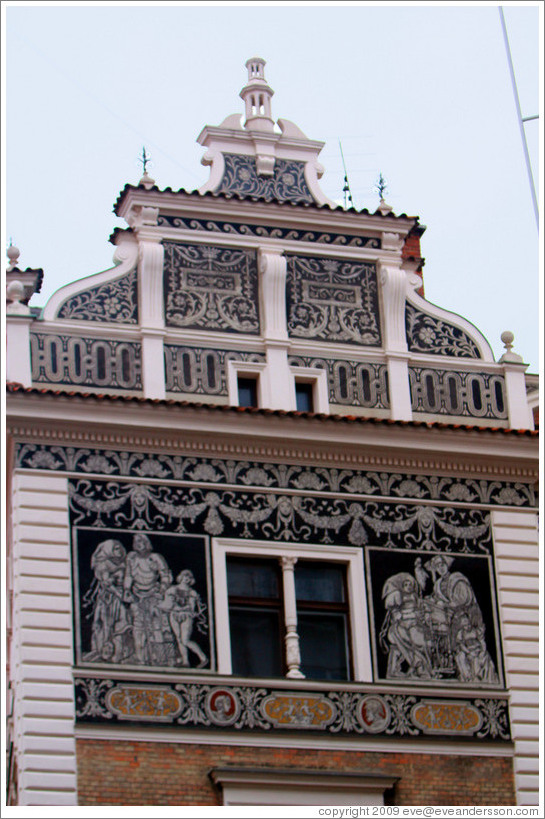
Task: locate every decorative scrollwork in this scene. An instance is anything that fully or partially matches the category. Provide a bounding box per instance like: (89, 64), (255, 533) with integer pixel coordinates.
(216, 154), (314, 204)
(287, 255), (381, 345)
(406, 303), (481, 358)
(56, 270), (138, 324)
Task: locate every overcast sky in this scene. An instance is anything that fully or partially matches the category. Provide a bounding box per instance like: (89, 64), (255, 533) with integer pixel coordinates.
(3, 1), (541, 373)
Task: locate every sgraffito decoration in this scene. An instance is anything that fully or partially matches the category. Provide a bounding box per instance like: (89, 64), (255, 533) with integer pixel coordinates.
(73, 526), (213, 671)
(286, 255), (381, 346)
(406, 303), (482, 359)
(163, 242), (259, 334)
(365, 548), (503, 688)
(157, 213), (381, 249)
(289, 355), (390, 409)
(216, 154), (314, 204)
(15, 444), (537, 509)
(409, 368), (507, 421)
(73, 675), (511, 741)
(165, 346), (264, 395)
(56, 270), (138, 324)
(30, 333), (142, 391)
(67, 478), (495, 555)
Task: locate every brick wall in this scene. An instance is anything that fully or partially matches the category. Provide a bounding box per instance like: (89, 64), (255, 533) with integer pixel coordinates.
(76, 739), (515, 806)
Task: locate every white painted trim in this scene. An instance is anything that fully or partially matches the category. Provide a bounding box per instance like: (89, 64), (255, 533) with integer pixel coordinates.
(290, 366), (329, 414)
(227, 359), (268, 407)
(73, 723), (515, 757)
(211, 537), (371, 682)
(10, 472), (78, 806)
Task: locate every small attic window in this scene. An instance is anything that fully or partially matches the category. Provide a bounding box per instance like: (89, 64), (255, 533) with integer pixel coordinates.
(238, 376), (258, 408)
(295, 382), (314, 413)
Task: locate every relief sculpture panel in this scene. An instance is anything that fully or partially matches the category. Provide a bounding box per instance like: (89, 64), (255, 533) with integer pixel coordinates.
(73, 526), (213, 671)
(366, 548), (502, 688)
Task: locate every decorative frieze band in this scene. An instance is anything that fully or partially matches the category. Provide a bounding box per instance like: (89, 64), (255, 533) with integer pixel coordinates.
(156, 213), (381, 249)
(165, 346), (264, 395)
(15, 444), (536, 508)
(289, 355), (389, 409)
(73, 676), (510, 742)
(409, 368), (507, 421)
(30, 333), (142, 391)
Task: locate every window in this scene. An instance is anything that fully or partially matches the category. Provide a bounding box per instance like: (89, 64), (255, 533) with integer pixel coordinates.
(227, 557), (284, 677)
(213, 540), (370, 681)
(295, 381), (314, 412)
(238, 376), (258, 408)
(295, 561), (350, 680)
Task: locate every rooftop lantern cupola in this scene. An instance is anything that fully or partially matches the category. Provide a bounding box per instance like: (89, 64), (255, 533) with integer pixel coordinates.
(240, 57), (275, 132)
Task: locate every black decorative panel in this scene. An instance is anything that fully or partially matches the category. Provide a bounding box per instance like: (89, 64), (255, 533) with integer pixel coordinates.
(68, 479), (496, 555)
(74, 675), (510, 741)
(409, 367), (507, 420)
(16, 444), (537, 509)
(286, 255), (381, 346)
(366, 548), (502, 688)
(157, 213), (381, 249)
(165, 346), (264, 395)
(72, 520), (213, 672)
(30, 333), (142, 390)
(56, 270), (138, 324)
(216, 154), (314, 204)
(289, 355), (389, 409)
(406, 303), (482, 358)
(163, 242), (259, 334)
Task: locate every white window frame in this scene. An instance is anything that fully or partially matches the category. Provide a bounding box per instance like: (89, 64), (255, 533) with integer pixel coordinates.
(227, 360), (269, 407)
(290, 365), (329, 414)
(212, 537), (372, 681)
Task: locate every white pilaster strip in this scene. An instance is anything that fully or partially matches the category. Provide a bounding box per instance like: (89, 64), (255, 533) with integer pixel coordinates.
(491, 509), (539, 806)
(11, 472), (77, 806)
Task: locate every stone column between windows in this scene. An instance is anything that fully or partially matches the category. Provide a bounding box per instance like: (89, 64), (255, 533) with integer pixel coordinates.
(280, 556), (305, 678)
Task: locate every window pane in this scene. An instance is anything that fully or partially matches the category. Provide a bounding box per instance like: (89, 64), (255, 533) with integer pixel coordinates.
(238, 377), (258, 407)
(227, 559), (279, 599)
(295, 562), (345, 602)
(297, 612), (349, 680)
(295, 382), (314, 412)
(229, 608), (283, 677)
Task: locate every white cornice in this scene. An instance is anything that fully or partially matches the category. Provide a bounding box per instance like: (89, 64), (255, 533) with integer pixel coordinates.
(6, 395), (538, 480)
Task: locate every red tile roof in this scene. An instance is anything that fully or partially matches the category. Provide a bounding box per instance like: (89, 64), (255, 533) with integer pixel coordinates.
(6, 382), (538, 437)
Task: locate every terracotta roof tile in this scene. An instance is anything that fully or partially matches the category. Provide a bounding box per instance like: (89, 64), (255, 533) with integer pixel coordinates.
(5, 382), (538, 437)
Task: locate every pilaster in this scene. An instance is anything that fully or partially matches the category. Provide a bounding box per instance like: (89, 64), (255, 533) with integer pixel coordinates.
(378, 263), (412, 421)
(6, 281), (33, 387)
(137, 233), (166, 400)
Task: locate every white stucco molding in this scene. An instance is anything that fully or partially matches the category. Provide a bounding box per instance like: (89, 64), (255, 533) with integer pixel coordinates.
(378, 262), (408, 354)
(42, 233), (139, 322)
(6, 315), (33, 387)
(258, 245), (287, 341)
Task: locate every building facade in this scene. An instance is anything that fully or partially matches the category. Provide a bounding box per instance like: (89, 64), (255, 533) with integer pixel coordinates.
(5, 58), (539, 807)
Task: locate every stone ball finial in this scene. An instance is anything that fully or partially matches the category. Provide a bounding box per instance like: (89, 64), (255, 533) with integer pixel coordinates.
(7, 244), (20, 270)
(499, 330), (523, 364)
(501, 330), (515, 350)
(7, 279), (25, 302)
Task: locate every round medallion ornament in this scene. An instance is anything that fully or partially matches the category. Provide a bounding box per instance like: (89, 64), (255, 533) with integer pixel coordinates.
(357, 695), (391, 733)
(206, 688), (240, 726)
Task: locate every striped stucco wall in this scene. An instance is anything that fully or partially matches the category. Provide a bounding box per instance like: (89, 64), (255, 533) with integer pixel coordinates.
(492, 509), (540, 806)
(10, 471), (77, 806)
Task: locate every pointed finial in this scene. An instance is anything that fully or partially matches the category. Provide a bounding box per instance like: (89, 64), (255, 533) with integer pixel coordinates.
(138, 147), (156, 189)
(499, 330), (523, 363)
(7, 241), (20, 271)
(374, 173), (393, 215)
